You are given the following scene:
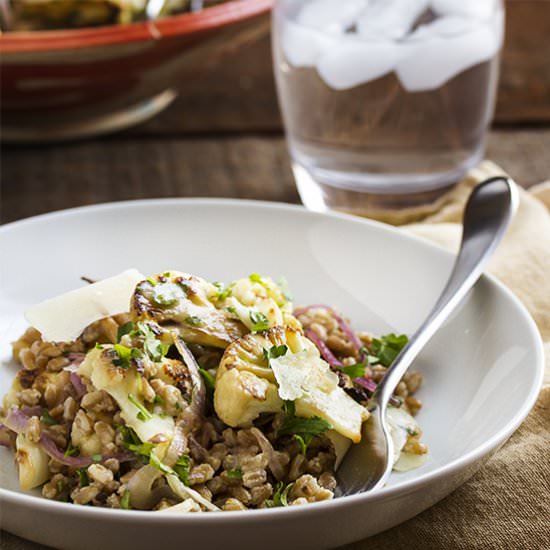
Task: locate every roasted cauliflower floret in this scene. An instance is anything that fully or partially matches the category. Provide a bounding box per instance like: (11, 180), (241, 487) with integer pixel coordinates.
(215, 325), (368, 442)
(15, 433), (49, 490)
(131, 271), (246, 349)
(217, 274), (293, 332)
(78, 346), (175, 444)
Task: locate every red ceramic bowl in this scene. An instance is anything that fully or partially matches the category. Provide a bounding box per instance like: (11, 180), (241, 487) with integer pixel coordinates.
(0, 0), (273, 142)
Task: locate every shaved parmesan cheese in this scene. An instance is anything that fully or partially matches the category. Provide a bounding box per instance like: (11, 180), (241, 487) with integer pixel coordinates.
(270, 338), (368, 443)
(166, 473), (219, 512)
(394, 451), (428, 472)
(25, 269), (144, 342)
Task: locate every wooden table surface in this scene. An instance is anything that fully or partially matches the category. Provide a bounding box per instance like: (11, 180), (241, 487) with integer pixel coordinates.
(2, 127), (550, 225)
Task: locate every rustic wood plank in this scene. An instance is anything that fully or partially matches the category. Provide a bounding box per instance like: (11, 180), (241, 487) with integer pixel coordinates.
(127, 0), (550, 136)
(2, 129), (549, 225)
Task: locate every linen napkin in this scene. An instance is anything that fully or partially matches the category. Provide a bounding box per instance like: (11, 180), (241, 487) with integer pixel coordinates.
(347, 161), (550, 550)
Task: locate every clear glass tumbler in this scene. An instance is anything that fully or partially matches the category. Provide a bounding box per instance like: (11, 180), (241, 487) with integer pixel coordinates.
(273, 0), (504, 217)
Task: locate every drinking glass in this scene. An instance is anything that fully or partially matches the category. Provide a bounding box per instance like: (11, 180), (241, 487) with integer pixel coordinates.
(272, 0), (504, 216)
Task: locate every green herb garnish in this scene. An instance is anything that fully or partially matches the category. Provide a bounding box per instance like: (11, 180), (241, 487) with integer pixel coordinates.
(173, 454), (191, 485)
(149, 453), (175, 476)
(340, 362), (367, 379)
(199, 368), (215, 394)
(77, 468), (89, 487)
(91, 453), (102, 463)
(250, 311), (269, 332)
(40, 409), (57, 426)
(128, 393), (153, 422)
(136, 322), (170, 363)
(226, 469), (243, 480)
(266, 481), (294, 507)
(370, 333), (408, 367)
(267, 344), (288, 360)
(117, 321), (134, 342)
(185, 316), (203, 326)
(113, 344), (142, 369)
(64, 442), (79, 457)
(153, 394), (164, 405)
(120, 489), (132, 510)
(279, 404), (332, 455)
(119, 425), (154, 459)
(213, 281), (232, 301)
(151, 283), (181, 307)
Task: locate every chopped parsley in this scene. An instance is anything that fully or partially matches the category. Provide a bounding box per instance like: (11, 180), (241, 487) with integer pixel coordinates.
(213, 281), (232, 301)
(250, 310), (269, 332)
(120, 489), (132, 510)
(117, 321), (134, 342)
(370, 333), (408, 367)
(199, 368), (215, 395)
(266, 344), (288, 360)
(77, 468), (89, 487)
(173, 454), (191, 485)
(64, 442), (79, 457)
(339, 362), (367, 379)
(40, 409), (57, 426)
(279, 401), (332, 455)
(151, 283), (182, 307)
(153, 394), (164, 405)
(119, 425), (154, 459)
(113, 344), (142, 369)
(266, 481), (294, 507)
(185, 316), (203, 326)
(91, 453), (102, 463)
(226, 306), (237, 315)
(128, 393), (153, 422)
(226, 469), (243, 480)
(263, 344), (288, 366)
(249, 273), (264, 285)
(136, 322), (170, 363)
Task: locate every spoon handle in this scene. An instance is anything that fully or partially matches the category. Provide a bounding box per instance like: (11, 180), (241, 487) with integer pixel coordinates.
(375, 176), (519, 409)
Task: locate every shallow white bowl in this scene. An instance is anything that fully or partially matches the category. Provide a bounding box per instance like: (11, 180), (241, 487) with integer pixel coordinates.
(0, 199), (544, 550)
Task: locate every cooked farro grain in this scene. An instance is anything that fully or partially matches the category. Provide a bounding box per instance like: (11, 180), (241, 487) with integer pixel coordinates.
(1, 271), (427, 513)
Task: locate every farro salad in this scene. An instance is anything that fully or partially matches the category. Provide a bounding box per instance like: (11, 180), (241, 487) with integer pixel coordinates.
(0, 270), (427, 512)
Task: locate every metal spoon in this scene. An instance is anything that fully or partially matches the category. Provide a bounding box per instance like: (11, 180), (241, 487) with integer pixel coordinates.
(337, 176), (519, 495)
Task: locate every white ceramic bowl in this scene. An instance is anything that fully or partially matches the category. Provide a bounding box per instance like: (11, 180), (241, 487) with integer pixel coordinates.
(0, 199), (544, 550)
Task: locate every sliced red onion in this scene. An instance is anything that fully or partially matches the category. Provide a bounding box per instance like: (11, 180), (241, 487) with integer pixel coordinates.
(127, 464), (168, 510)
(295, 304), (364, 358)
(20, 405), (44, 417)
(4, 407), (135, 466)
(353, 376), (377, 393)
(39, 433), (135, 467)
(250, 427), (287, 481)
(304, 328), (343, 368)
(66, 352), (86, 364)
(70, 372), (87, 398)
(4, 407), (30, 433)
(174, 336), (206, 417)
(353, 377), (401, 407)
(163, 421), (189, 468)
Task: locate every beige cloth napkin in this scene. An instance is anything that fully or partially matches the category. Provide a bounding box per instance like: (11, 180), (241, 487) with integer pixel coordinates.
(347, 161), (550, 550)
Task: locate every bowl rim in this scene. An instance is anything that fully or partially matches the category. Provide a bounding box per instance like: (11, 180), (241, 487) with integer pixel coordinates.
(0, 197), (545, 523)
(0, 0), (273, 54)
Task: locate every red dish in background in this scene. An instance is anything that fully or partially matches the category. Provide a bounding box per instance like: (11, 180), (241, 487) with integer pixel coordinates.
(0, 0), (273, 142)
